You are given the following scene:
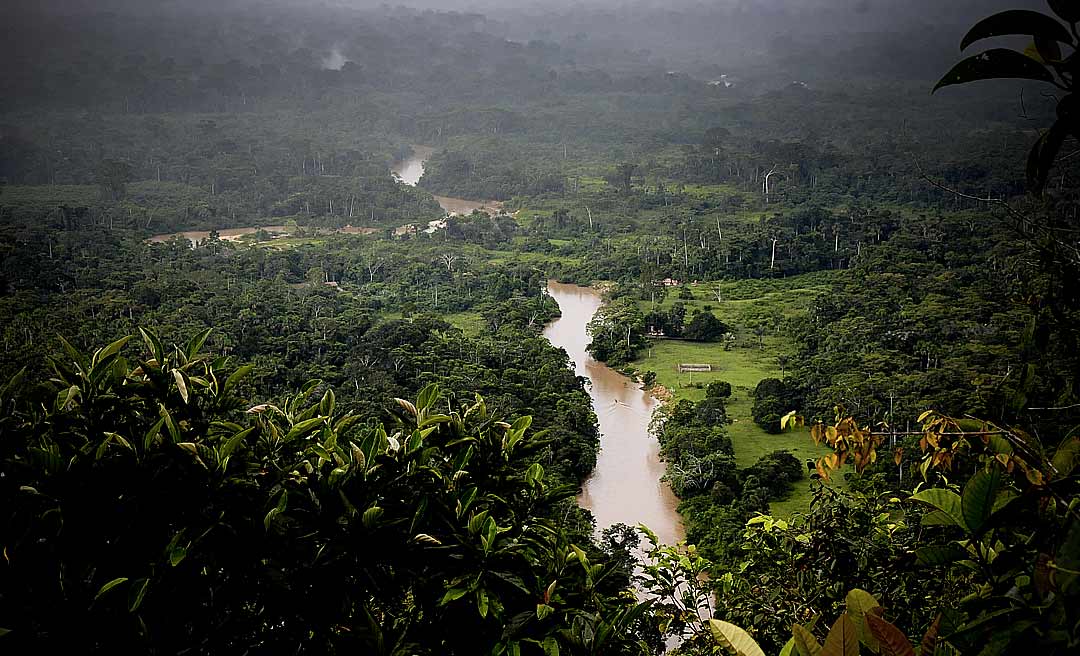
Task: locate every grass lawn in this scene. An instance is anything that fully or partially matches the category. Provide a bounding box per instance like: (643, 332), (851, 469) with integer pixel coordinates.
(442, 311), (486, 335)
(1, 184), (99, 209)
(631, 273), (847, 516)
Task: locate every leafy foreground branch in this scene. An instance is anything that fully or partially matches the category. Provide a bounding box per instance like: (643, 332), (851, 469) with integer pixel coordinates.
(3, 330), (1077, 656)
(637, 401), (1079, 655)
(0, 330), (655, 654)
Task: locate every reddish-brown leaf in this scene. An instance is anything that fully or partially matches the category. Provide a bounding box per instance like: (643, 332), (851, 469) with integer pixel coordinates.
(866, 614), (914, 656)
(919, 614), (940, 656)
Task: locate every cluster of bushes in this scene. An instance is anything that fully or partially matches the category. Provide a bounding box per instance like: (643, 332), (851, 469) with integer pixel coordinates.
(643, 303), (729, 342)
(751, 377), (802, 433)
(656, 382), (803, 509)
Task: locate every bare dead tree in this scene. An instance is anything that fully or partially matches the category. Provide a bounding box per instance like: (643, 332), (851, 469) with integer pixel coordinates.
(367, 260), (384, 283)
(439, 252), (459, 273)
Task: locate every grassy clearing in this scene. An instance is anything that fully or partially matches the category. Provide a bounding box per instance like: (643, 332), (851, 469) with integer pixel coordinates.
(577, 176), (609, 192)
(646, 272), (833, 353)
(1, 184), (99, 209)
(442, 311), (486, 335)
(631, 273), (844, 516)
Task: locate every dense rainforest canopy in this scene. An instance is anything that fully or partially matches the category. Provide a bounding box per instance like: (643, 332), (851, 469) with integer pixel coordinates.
(1, 1), (1078, 655)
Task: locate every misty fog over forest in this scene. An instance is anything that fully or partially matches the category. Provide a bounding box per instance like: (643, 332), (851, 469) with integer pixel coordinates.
(1, 1), (1077, 655)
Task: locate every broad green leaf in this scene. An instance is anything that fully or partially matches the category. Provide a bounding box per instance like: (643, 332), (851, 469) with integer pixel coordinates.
(536, 603), (554, 620)
(286, 416), (325, 442)
(986, 433), (1014, 455)
(0, 367), (26, 400)
(793, 623), (823, 656)
(363, 506), (384, 529)
(418, 413), (452, 429)
(88, 353), (121, 388)
(440, 587), (469, 605)
(57, 334), (89, 374)
(934, 48), (1054, 93)
(128, 578), (150, 612)
(1052, 435), (1080, 478)
(477, 589), (489, 618)
(525, 462), (545, 487)
(959, 10), (1073, 50)
(95, 335), (132, 365)
(222, 364), (253, 396)
(334, 414), (362, 434)
(709, 619), (766, 656)
(961, 468), (1003, 534)
(920, 510), (957, 526)
(350, 442), (366, 472)
(542, 636), (560, 656)
(405, 430), (423, 454)
(172, 370), (189, 404)
(221, 428), (253, 460)
(320, 389), (335, 417)
(144, 417), (165, 451)
(909, 488), (966, 531)
(264, 491), (287, 531)
(865, 614), (914, 656)
(469, 510), (490, 535)
(845, 589), (881, 653)
(138, 327), (164, 362)
(169, 543), (187, 567)
(510, 415), (532, 433)
(915, 544), (968, 567)
(105, 432), (133, 452)
(185, 327), (213, 361)
(412, 533), (441, 545)
(456, 487), (478, 518)
(779, 638), (796, 656)
(57, 385), (80, 410)
(821, 613), (858, 656)
(94, 577), (129, 601)
(416, 383), (439, 412)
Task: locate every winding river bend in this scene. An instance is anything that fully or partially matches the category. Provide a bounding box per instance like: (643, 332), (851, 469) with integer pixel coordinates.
(392, 146), (502, 216)
(396, 150), (681, 540)
(544, 282), (684, 545)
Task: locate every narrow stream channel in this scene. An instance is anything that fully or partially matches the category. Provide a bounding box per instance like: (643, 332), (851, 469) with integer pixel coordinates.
(543, 282), (684, 545)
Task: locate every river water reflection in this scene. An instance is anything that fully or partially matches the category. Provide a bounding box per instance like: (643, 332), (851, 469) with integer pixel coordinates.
(543, 281), (684, 545)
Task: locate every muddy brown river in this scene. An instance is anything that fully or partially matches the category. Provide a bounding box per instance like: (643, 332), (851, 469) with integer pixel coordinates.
(392, 146), (501, 215)
(544, 282), (684, 545)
